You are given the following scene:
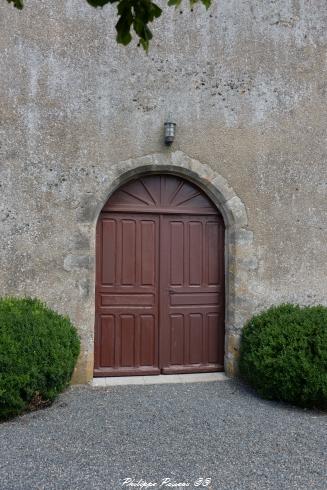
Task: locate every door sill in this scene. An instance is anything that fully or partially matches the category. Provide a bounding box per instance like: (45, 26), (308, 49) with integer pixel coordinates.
(91, 372), (228, 387)
(161, 364), (223, 374)
(94, 367), (160, 377)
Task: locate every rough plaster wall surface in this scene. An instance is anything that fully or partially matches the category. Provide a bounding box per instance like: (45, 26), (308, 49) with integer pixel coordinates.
(0, 0), (326, 381)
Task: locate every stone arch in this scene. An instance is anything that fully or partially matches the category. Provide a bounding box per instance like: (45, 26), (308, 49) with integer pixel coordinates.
(76, 151), (255, 382)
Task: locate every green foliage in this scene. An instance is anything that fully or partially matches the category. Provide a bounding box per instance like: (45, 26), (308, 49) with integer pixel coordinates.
(0, 297), (80, 421)
(6, 0), (211, 51)
(6, 0), (23, 9)
(239, 304), (327, 409)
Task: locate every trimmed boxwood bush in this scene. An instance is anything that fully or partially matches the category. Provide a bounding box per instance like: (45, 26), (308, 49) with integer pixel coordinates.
(0, 297), (80, 420)
(239, 304), (327, 409)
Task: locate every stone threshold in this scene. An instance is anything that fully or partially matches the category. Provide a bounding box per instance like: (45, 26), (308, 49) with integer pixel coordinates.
(91, 372), (229, 387)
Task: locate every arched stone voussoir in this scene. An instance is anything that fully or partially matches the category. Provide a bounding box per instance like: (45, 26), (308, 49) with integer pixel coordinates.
(99, 151), (247, 231)
(224, 196), (248, 228)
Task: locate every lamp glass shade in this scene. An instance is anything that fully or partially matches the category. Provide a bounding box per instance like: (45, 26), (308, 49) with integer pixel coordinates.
(164, 121), (176, 145)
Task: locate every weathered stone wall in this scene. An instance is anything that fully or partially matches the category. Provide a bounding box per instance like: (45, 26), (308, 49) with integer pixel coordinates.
(0, 0), (326, 382)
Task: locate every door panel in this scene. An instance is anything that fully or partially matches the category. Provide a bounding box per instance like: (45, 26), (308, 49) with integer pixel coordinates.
(160, 215), (225, 374)
(94, 214), (160, 376)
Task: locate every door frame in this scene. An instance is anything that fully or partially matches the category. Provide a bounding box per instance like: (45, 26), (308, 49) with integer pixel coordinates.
(72, 152), (255, 383)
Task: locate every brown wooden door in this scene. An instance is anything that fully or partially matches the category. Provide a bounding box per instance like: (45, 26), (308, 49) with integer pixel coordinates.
(159, 215), (225, 373)
(94, 213), (160, 376)
(94, 175), (225, 376)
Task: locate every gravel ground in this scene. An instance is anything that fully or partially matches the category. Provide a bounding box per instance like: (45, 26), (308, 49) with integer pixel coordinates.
(0, 379), (325, 490)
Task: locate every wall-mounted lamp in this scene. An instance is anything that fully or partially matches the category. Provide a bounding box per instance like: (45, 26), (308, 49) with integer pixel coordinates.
(164, 120), (176, 146)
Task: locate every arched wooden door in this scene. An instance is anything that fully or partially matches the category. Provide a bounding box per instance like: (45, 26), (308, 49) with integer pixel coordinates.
(94, 175), (225, 376)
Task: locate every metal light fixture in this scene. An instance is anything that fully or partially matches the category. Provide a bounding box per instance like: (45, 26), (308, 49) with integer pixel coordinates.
(164, 118), (176, 146)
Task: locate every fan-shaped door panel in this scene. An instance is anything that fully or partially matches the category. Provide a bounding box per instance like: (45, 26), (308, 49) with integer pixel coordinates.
(102, 175), (218, 215)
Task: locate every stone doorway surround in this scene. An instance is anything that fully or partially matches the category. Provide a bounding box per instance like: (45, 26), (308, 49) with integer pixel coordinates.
(73, 151), (255, 383)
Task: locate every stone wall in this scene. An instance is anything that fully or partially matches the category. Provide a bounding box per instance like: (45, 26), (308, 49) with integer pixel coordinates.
(0, 0), (326, 382)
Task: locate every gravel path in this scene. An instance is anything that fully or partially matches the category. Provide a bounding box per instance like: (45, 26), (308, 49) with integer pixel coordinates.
(0, 379), (325, 490)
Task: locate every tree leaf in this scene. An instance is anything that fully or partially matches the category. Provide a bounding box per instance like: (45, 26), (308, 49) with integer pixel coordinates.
(201, 0), (211, 9)
(6, 0), (24, 9)
(140, 38), (149, 51)
(168, 0), (182, 7)
(151, 3), (162, 18)
(86, 0), (111, 7)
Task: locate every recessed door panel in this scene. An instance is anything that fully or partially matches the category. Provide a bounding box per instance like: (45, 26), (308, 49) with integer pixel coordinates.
(140, 315), (156, 366)
(99, 316), (115, 367)
(170, 315), (184, 365)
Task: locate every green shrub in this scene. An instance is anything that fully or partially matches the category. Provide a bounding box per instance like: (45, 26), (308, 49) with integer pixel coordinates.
(0, 297), (80, 420)
(239, 304), (327, 409)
